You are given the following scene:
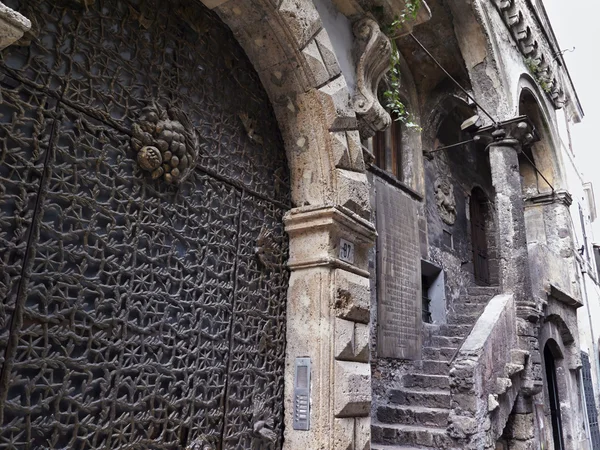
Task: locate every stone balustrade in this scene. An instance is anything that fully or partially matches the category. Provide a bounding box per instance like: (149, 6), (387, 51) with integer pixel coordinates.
(448, 293), (528, 449)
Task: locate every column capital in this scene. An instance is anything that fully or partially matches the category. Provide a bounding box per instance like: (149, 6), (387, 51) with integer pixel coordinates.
(524, 190), (573, 207)
(284, 205), (376, 276)
(475, 116), (539, 151)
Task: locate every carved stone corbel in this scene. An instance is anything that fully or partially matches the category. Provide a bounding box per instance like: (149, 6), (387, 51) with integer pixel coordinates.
(474, 116), (539, 150)
(0, 2), (31, 50)
(352, 17), (392, 139)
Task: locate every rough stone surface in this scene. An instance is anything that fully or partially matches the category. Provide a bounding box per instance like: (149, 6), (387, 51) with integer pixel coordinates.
(334, 360), (371, 417)
(0, 2), (30, 50)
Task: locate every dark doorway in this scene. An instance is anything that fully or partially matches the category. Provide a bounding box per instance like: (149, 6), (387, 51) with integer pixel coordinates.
(544, 344), (565, 450)
(470, 187), (490, 285)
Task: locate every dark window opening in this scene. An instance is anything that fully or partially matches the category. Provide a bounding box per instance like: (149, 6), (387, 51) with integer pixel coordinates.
(422, 274), (432, 324)
(581, 352), (600, 449)
(593, 245), (600, 280)
(372, 118), (402, 178)
(421, 260), (446, 324)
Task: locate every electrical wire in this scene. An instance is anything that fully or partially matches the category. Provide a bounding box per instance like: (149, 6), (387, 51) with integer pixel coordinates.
(408, 33), (498, 127)
(519, 148), (555, 192)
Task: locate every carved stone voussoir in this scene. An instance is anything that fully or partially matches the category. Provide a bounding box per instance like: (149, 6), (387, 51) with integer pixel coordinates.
(131, 102), (200, 184)
(352, 17), (392, 139)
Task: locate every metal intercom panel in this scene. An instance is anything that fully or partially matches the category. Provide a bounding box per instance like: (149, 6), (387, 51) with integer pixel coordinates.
(293, 357), (311, 430)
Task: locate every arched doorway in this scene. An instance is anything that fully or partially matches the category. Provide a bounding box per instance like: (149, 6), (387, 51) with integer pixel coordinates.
(544, 342), (566, 450)
(0, 0), (290, 448)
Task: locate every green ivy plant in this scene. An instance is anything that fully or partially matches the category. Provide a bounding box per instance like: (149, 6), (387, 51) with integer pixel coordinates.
(524, 57), (552, 94)
(382, 0), (422, 130)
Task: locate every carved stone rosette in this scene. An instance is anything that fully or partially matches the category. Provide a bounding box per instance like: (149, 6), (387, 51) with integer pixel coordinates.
(352, 17), (392, 139)
(131, 103), (199, 184)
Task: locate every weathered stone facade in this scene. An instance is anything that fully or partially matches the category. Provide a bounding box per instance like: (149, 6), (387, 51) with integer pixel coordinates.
(1, 0), (598, 448)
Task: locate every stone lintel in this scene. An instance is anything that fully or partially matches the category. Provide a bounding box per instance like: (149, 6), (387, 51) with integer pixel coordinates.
(525, 190), (572, 207)
(549, 284), (583, 309)
(284, 205), (376, 275)
(0, 2), (31, 50)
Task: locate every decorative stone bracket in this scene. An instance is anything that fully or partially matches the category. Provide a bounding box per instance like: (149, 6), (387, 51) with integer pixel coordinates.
(474, 116), (539, 150)
(491, 0), (566, 108)
(0, 2), (31, 50)
(352, 17), (392, 140)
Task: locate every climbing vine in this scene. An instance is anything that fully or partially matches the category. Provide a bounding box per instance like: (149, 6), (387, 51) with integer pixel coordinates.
(381, 0), (422, 130)
(524, 57), (552, 94)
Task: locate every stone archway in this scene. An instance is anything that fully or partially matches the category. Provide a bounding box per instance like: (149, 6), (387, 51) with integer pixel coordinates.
(0, 0), (379, 449)
(199, 2), (377, 449)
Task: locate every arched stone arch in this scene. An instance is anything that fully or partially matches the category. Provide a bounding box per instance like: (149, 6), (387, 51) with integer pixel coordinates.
(201, 0), (370, 215)
(423, 92), (475, 153)
(199, 2), (378, 449)
(545, 314), (575, 347)
(517, 75), (565, 195)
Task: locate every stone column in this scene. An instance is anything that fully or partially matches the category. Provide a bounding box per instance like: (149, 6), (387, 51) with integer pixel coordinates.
(283, 205), (376, 450)
(485, 121), (543, 398)
(487, 124), (536, 321)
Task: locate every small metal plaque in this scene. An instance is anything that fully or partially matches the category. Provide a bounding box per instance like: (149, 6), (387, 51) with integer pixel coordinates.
(293, 357), (311, 431)
(339, 239), (355, 264)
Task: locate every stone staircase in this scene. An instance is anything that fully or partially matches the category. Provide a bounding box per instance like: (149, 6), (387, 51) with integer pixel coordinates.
(371, 286), (499, 449)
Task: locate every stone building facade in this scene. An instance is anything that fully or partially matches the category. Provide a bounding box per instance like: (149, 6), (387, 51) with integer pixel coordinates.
(0, 0), (597, 449)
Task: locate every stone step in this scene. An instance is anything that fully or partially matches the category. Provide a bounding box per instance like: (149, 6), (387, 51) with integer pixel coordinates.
(419, 359), (451, 375)
(388, 388), (451, 408)
(451, 302), (487, 315)
(466, 293), (496, 302)
(422, 346), (456, 361)
(430, 335), (464, 348)
(447, 313), (480, 325)
(403, 373), (450, 390)
(371, 445), (430, 450)
(467, 286), (499, 296)
(372, 421), (457, 448)
(438, 324), (471, 338)
(371, 441), (463, 450)
(377, 404), (450, 427)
